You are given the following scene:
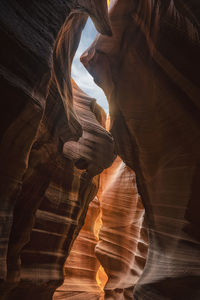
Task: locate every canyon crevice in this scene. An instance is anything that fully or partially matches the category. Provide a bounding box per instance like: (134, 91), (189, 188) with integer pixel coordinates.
(0, 0), (200, 299)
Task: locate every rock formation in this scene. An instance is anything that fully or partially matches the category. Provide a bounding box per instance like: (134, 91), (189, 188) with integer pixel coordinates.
(54, 196), (102, 300)
(0, 0), (113, 298)
(1, 0), (200, 299)
(54, 154), (147, 300)
(1, 80), (114, 299)
(2, 83), (114, 300)
(97, 156), (147, 299)
(82, 0), (200, 299)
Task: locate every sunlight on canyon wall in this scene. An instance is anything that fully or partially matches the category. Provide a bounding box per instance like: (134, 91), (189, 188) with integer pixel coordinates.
(0, 1), (199, 300)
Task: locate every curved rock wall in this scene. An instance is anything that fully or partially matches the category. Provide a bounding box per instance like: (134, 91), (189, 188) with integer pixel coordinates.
(0, 1), (113, 298)
(54, 196), (101, 300)
(0, 3), (85, 288)
(97, 157), (147, 299)
(82, 0), (200, 299)
(0, 81), (114, 300)
(1, 0), (200, 299)
(54, 154), (147, 300)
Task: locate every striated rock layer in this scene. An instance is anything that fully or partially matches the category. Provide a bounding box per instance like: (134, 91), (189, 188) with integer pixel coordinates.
(0, 0), (113, 298)
(54, 154), (147, 300)
(52, 84), (114, 300)
(54, 196), (102, 300)
(82, 0), (200, 299)
(0, 78), (114, 300)
(97, 156), (147, 300)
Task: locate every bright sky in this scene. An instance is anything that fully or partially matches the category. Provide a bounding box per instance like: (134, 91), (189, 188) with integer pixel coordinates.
(71, 18), (109, 113)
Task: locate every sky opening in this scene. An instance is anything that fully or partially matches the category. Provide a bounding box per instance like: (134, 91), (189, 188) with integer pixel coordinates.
(71, 18), (109, 113)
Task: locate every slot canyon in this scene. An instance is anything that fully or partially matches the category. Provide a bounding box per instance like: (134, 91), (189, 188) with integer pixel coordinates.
(0, 0), (199, 299)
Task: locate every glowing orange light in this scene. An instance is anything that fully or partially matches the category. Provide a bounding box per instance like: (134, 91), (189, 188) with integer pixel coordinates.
(94, 198), (108, 293)
(96, 265), (108, 292)
(107, 0), (110, 7)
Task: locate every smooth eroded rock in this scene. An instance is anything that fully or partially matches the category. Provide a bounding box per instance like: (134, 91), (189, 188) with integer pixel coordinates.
(82, 1), (200, 298)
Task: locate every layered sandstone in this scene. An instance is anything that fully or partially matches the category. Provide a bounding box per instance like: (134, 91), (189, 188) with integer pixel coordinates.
(54, 196), (102, 300)
(53, 84), (114, 300)
(0, 0), (113, 298)
(97, 157), (147, 299)
(54, 154), (147, 300)
(1, 0), (200, 299)
(0, 81), (114, 300)
(82, 0), (200, 299)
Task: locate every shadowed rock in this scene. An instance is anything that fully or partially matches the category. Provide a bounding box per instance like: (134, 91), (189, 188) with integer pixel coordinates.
(53, 196), (102, 300)
(81, 0), (200, 299)
(2, 82), (114, 299)
(0, 0), (111, 290)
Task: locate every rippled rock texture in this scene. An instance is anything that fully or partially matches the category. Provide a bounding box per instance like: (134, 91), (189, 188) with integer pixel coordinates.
(54, 196), (102, 300)
(54, 154), (147, 300)
(97, 156), (147, 300)
(0, 78), (114, 300)
(82, 0), (200, 299)
(53, 84), (114, 300)
(0, 1), (113, 297)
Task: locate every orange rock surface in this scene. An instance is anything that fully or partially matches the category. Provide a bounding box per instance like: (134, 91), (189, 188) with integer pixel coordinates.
(0, 79), (114, 300)
(1, 0), (200, 299)
(97, 157), (147, 299)
(54, 197), (102, 300)
(54, 154), (147, 300)
(0, 1), (113, 299)
(82, 0), (200, 299)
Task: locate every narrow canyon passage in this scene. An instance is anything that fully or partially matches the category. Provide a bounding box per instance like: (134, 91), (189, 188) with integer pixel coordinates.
(0, 1), (200, 300)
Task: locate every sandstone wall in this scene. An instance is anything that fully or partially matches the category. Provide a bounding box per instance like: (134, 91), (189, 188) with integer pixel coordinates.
(97, 157), (147, 300)
(82, 0), (200, 298)
(54, 196), (102, 300)
(0, 1), (112, 298)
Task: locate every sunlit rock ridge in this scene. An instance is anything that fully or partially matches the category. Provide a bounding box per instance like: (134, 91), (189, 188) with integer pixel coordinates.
(0, 0), (200, 300)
